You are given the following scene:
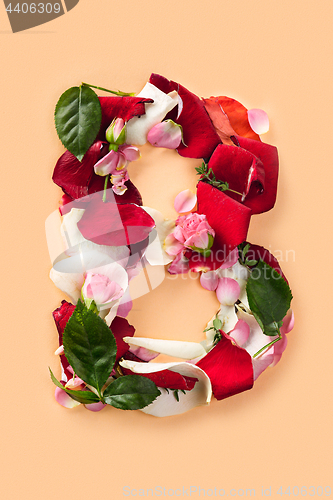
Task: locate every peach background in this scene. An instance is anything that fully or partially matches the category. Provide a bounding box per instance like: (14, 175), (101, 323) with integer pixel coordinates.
(1, 1), (332, 498)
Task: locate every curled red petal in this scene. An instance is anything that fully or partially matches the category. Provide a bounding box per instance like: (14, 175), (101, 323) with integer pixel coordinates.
(77, 194), (155, 246)
(235, 136), (279, 214)
(97, 97), (153, 140)
(149, 73), (220, 158)
(197, 181), (251, 252)
(110, 316), (135, 361)
(208, 143), (265, 204)
(52, 300), (75, 381)
(122, 365), (197, 391)
(52, 141), (105, 200)
(245, 242), (288, 282)
(208, 96), (261, 142)
(196, 332), (253, 400)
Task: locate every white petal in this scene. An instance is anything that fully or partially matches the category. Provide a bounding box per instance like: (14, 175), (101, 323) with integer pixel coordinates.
(141, 206), (174, 266)
(123, 337), (206, 359)
(126, 83), (178, 145)
(50, 267), (83, 303)
(119, 360), (212, 417)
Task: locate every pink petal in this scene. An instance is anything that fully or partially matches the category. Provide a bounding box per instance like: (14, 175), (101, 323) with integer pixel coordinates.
(174, 189), (197, 214)
(248, 109), (269, 135)
(168, 253), (189, 275)
(94, 149), (119, 176)
(54, 387), (80, 409)
(121, 145), (141, 162)
(281, 309), (294, 334)
(252, 351), (275, 380)
(219, 248), (239, 269)
(229, 320), (250, 346)
(84, 402), (107, 412)
(200, 271), (219, 291)
(147, 120), (182, 149)
(216, 278), (240, 305)
(128, 346), (160, 362)
(65, 377), (85, 390)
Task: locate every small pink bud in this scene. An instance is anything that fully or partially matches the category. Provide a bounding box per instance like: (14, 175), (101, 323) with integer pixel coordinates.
(147, 120), (182, 149)
(106, 118), (127, 145)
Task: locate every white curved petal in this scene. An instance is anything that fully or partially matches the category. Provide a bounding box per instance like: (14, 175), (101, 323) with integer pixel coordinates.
(142, 207), (174, 265)
(205, 304), (239, 341)
(119, 360), (212, 417)
(50, 267), (83, 303)
(103, 301), (121, 326)
(123, 337), (206, 359)
(252, 351), (274, 380)
(126, 83), (178, 145)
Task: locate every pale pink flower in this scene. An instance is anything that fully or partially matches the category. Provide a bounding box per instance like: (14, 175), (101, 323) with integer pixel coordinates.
(82, 272), (124, 307)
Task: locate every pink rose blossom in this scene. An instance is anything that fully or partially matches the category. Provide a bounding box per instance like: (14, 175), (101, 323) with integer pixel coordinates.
(82, 272), (124, 307)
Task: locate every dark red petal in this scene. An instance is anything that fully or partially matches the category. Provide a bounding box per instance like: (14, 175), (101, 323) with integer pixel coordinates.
(208, 96), (261, 142)
(188, 242), (231, 272)
(208, 143), (265, 204)
(52, 301), (75, 381)
(149, 73), (220, 158)
(77, 194), (155, 246)
(197, 181), (252, 252)
(196, 332), (253, 400)
(245, 242), (288, 282)
(97, 97), (153, 140)
(52, 141), (105, 199)
(110, 316), (135, 361)
(122, 365), (197, 391)
(236, 136), (279, 214)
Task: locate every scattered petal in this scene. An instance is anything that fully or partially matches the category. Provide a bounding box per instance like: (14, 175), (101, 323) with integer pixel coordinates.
(216, 278), (241, 305)
(174, 189), (197, 214)
(84, 402), (107, 412)
(55, 386), (81, 409)
(248, 108), (269, 135)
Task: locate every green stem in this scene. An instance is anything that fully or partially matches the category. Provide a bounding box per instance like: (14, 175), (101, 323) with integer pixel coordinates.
(253, 335), (281, 358)
(102, 176), (109, 203)
(82, 82), (135, 97)
(227, 188), (243, 197)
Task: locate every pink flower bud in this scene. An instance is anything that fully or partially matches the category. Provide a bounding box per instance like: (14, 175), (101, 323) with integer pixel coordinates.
(147, 120), (182, 149)
(106, 118), (127, 145)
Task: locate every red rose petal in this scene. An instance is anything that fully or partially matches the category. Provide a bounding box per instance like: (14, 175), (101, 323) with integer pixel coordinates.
(110, 316), (135, 361)
(52, 300), (75, 381)
(122, 365), (198, 391)
(149, 73), (221, 158)
(197, 181), (251, 252)
(52, 141), (105, 200)
(77, 194), (155, 246)
(236, 136), (279, 214)
(208, 143), (265, 203)
(245, 242), (288, 282)
(196, 332), (253, 400)
(97, 96), (153, 140)
(209, 96), (261, 142)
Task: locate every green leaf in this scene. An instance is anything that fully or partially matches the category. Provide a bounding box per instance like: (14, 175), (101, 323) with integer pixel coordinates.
(62, 300), (117, 397)
(55, 85), (102, 161)
(246, 260), (293, 336)
(49, 368), (101, 405)
(103, 375), (161, 410)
